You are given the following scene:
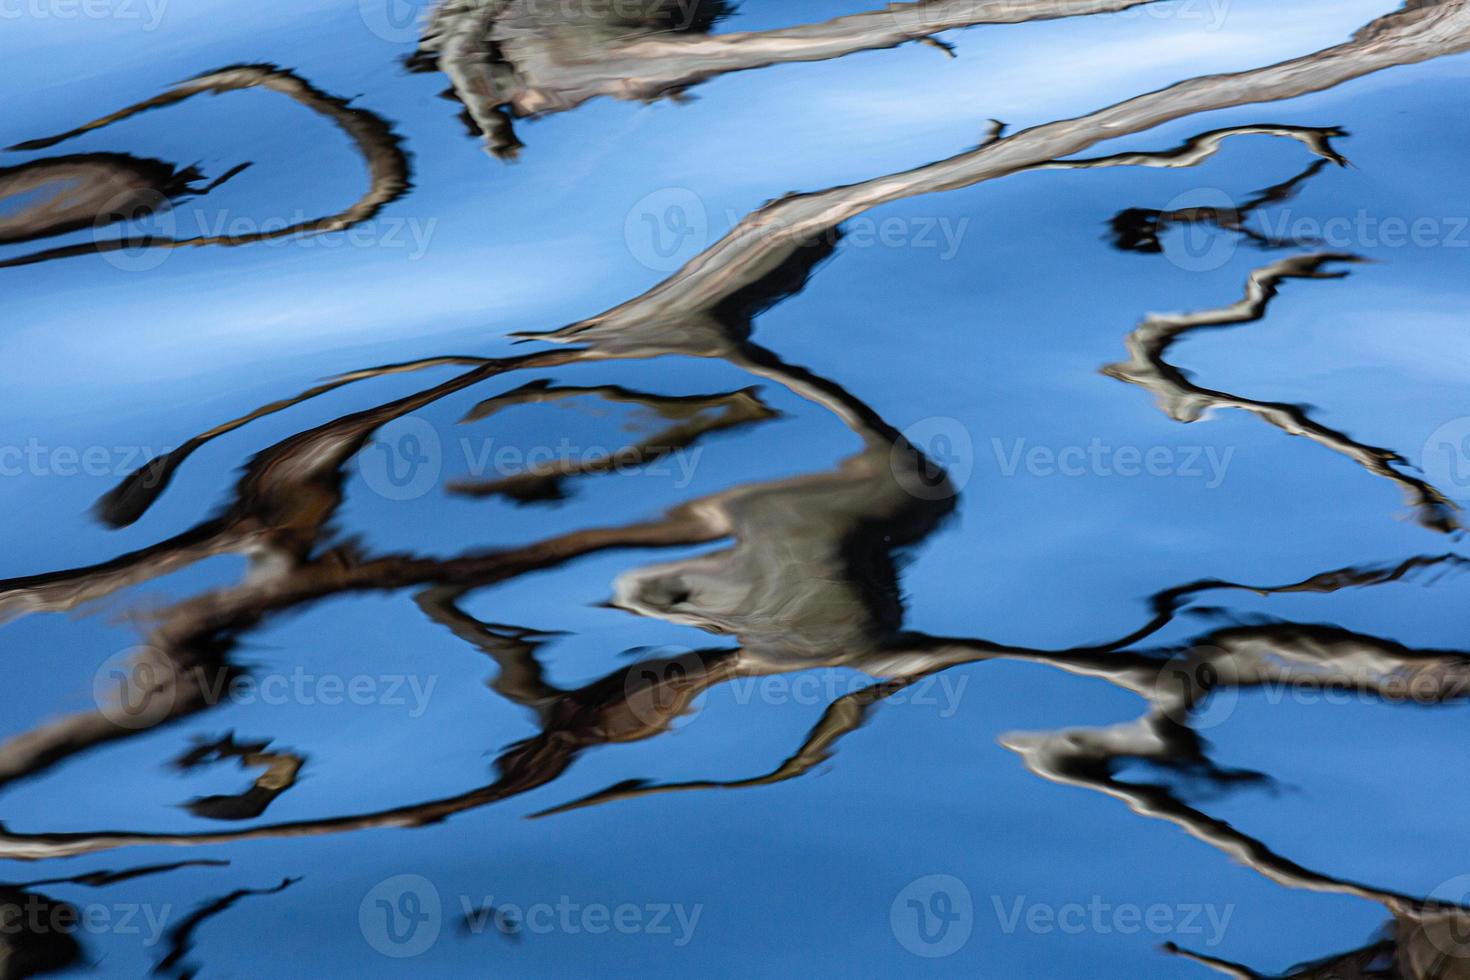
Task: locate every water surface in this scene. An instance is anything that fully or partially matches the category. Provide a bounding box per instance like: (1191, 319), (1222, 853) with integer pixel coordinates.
(3, 1), (1470, 976)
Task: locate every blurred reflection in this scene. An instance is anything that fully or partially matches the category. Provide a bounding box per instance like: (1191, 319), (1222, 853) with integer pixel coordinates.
(1107, 153), (1337, 254)
(408, 0), (1165, 158)
(1100, 146), (1460, 532)
(0, 65), (410, 269)
(0, 861), (228, 980)
(4, 1), (1470, 973)
(1, 0), (1463, 833)
(152, 877), (298, 978)
(171, 735), (304, 822)
(0, 154), (248, 255)
(1168, 913), (1470, 978)
(0, 884), (79, 980)
(451, 382), (780, 502)
(1103, 252), (1460, 532)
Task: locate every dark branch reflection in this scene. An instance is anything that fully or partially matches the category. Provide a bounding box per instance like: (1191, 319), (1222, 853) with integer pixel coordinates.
(0, 153), (248, 251)
(152, 876), (298, 978)
(0, 861), (229, 980)
(0, 65), (410, 270)
(1103, 252), (1460, 532)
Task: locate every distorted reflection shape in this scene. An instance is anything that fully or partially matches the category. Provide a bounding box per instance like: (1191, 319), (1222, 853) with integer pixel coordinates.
(3, 3), (1470, 974)
(171, 734), (305, 822)
(0, 65), (410, 269)
(0, 860), (231, 980)
(0, 0), (1463, 853)
(409, 0), (1167, 158)
(0, 153), (247, 252)
(1103, 253), (1461, 532)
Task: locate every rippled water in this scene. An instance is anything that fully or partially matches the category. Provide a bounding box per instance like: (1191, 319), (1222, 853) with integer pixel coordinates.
(4, 1), (1470, 976)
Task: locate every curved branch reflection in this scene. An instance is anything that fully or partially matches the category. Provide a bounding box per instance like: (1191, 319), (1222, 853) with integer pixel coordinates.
(0, 64), (411, 269)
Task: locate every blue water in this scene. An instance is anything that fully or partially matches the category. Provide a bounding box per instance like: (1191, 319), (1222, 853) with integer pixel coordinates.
(3, 1), (1470, 976)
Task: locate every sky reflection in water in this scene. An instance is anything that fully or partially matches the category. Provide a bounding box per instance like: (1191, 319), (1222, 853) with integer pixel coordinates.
(2, 1), (1470, 976)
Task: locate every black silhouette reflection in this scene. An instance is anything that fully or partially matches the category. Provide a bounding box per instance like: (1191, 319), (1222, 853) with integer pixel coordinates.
(1107, 152), (1339, 255)
(152, 877), (298, 978)
(0, 860), (230, 980)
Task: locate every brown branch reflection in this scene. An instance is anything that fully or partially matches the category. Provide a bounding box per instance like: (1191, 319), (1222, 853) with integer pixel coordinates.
(1097, 146), (1462, 532)
(1103, 252), (1461, 532)
(450, 381), (780, 502)
(0, 154), (248, 251)
(0, 65), (410, 269)
(409, 0), (1166, 158)
(171, 734), (305, 822)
